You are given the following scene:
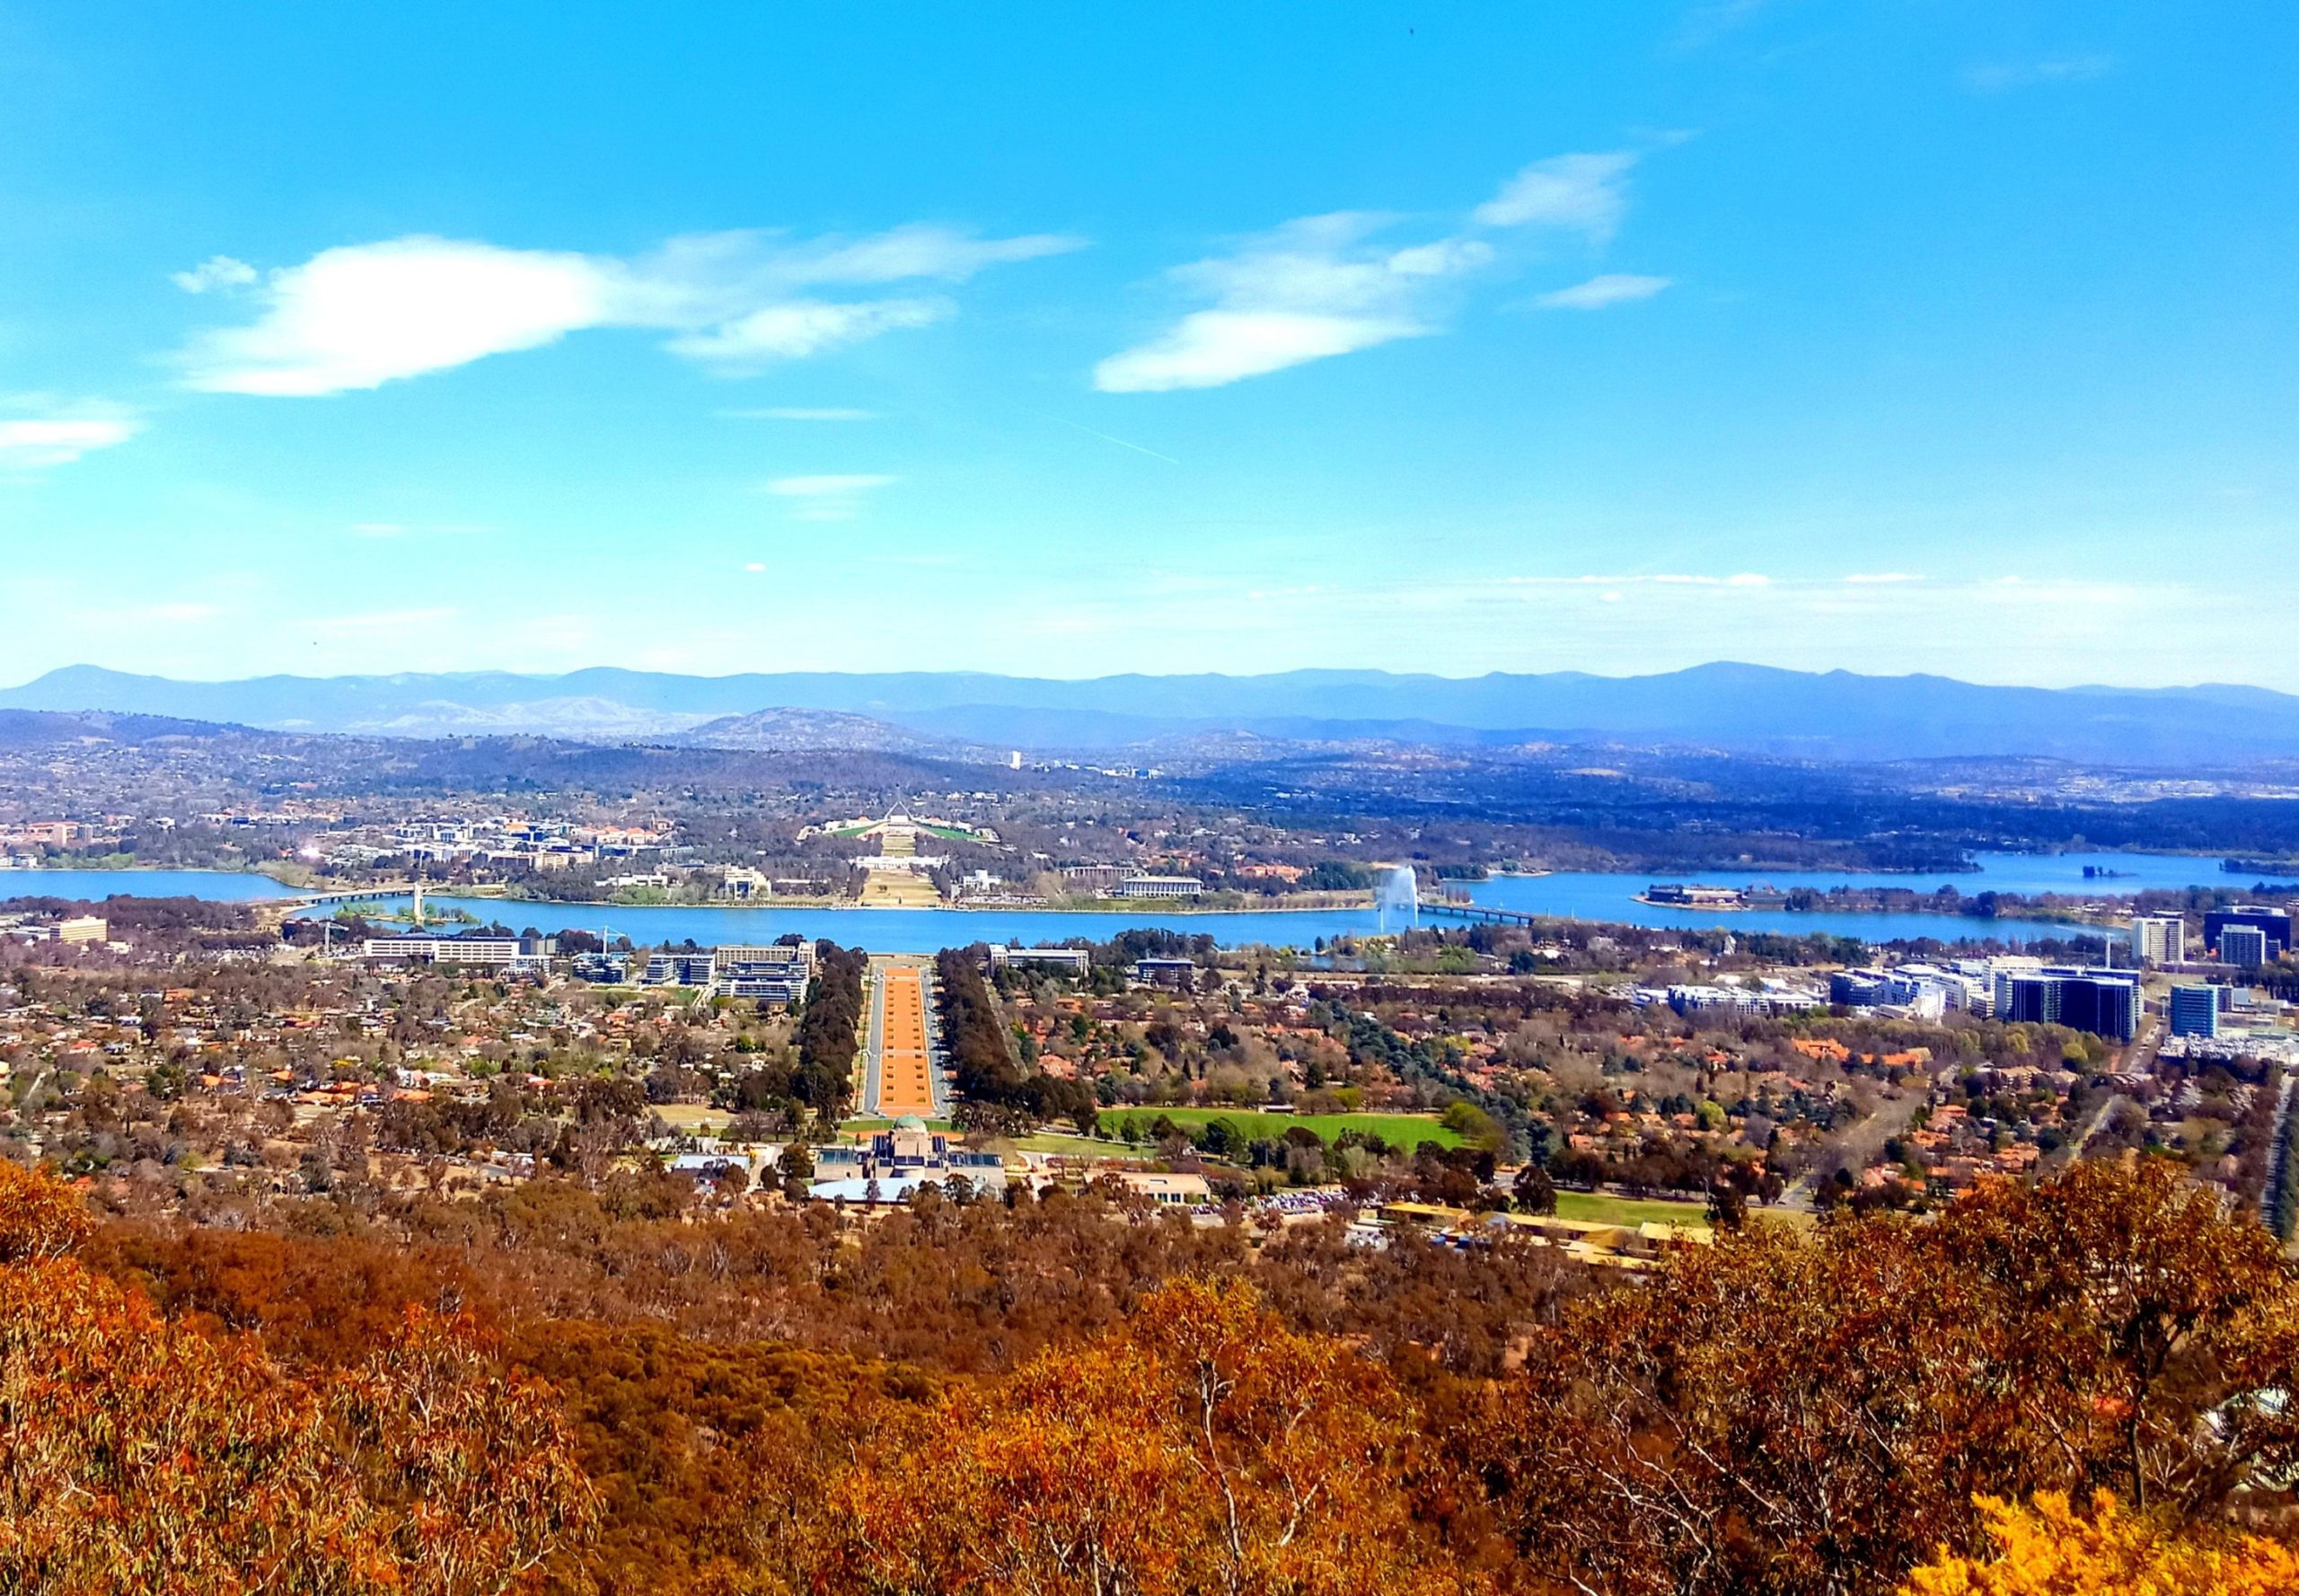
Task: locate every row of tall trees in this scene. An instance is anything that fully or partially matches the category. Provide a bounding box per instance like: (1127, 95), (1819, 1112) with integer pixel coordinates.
(935, 948), (1026, 1103)
(792, 941), (866, 1122)
(934, 949), (1097, 1130)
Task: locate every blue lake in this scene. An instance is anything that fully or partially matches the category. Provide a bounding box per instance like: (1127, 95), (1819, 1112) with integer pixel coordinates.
(1458, 851), (2252, 948)
(0, 868), (305, 902)
(0, 851), (2258, 953)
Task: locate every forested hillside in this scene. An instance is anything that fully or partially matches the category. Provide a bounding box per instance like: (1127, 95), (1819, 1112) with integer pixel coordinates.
(4, 1156), (2295, 1592)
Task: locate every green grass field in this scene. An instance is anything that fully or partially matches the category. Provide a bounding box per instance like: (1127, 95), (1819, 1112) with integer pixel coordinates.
(1548, 1191), (1813, 1233)
(1551, 1190), (1714, 1230)
(1010, 1133), (1126, 1159)
(1100, 1107), (1464, 1150)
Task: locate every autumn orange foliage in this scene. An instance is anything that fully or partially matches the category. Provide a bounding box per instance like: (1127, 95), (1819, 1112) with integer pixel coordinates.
(0, 1157), (597, 1593)
(780, 1275), (1474, 1596)
(1476, 1159), (2299, 1596)
(1902, 1492), (2299, 1596)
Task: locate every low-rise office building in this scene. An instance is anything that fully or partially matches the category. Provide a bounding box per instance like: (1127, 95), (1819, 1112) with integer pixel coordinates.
(988, 945), (1092, 974)
(362, 934), (554, 972)
(710, 943), (814, 1002)
(1112, 875), (1205, 899)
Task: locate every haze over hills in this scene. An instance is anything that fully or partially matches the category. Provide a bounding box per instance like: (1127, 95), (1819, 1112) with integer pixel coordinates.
(670, 707), (995, 761)
(7, 663), (2299, 766)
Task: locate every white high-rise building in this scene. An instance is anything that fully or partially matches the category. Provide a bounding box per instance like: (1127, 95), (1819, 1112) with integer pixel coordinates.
(2130, 914), (2186, 965)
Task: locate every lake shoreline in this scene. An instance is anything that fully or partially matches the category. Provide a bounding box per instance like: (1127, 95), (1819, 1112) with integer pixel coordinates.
(382, 893), (1380, 917)
(0, 851), (2247, 955)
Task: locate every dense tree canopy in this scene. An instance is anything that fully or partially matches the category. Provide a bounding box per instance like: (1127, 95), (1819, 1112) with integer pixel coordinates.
(5, 1151), (2299, 1593)
(1475, 1159), (2299, 1596)
(0, 1159), (595, 1593)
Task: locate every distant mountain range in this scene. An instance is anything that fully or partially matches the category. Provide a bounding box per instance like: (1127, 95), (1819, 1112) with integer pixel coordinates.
(670, 707), (991, 760)
(5, 663), (2298, 766)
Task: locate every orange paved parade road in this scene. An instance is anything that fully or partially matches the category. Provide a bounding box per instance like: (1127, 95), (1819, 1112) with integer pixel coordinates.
(875, 963), (937, 1118)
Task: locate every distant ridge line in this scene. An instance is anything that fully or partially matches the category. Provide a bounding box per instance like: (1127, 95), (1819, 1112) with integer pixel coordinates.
(4, 662), (2297, 766)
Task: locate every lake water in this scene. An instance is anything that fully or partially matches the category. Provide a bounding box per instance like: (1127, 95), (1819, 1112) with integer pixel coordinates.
(0, 851), (2257, 953)
(0, 868), (305, 902)
(1458, 851), (2252, 948)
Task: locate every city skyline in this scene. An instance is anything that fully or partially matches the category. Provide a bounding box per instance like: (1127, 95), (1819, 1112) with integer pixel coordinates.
(3, 3), (2294, 688)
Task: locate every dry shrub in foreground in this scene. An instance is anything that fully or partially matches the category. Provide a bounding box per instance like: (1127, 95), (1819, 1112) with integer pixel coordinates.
(0, 1157), (597, 1594)
(1901, 1492), (2299, 1596)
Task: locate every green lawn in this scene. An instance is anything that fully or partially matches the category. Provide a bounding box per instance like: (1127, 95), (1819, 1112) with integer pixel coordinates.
(1010, 1132), (1127, 1158)
(1548, 1191), (1813, 1233)
(1100, 1107), (1463, 1151)
(1551, 1190), (1714, 1230)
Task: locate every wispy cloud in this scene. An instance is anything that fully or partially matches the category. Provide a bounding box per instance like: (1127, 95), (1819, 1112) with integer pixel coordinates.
(1094, 214), (1455, 392)
(721, 406), (878, 421)
(764, 472), (895, 521)
(1097, 151), (1655, 392)
(177, 225), (1083, 396)
(171, 255), (257, 294)
(0, 410), (140, 469)
(1963, 53), (2115, 93)
(1533, 273), (1672, 311)
(1473, 153), (1638, 240)
(665, 298), (947, 365)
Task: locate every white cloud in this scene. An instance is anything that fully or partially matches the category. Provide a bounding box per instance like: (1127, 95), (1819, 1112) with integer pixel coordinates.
(0, 414), (140, 468)
(182, 238), (608, 395)
(1095, 215), (1469, 392)
(178, 225), (1083, 396)
(1964, 53), (2115, 93)
(171, 255), (258, 294)
(1843, 571), (1923, 584)
(1474, 152), (1638, 239)
(761, 224), (1079, 285)
(1099, 150), (1651, 392)
(764, 472), (894, 521)
(1534, 273), (1672, 310)
(1097, 309), (1423, 392)
(665, 297), (947, 366)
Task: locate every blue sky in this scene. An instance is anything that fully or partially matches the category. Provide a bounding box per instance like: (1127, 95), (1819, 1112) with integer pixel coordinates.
(2, 2), (2293, 688)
